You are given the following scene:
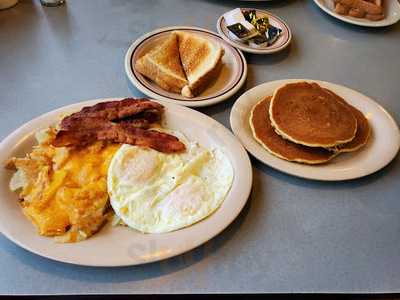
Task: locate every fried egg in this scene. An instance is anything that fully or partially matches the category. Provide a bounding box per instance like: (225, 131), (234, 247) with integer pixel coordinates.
(107, 130), (234, 233)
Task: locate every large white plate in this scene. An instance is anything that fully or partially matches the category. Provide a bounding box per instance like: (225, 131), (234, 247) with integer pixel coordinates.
(313, 0), (400, 27)
(0, 98), (252, 266)
(216, 8), (292, 55)
(230, 79), (400, 181)
(125, 26), (247, 107)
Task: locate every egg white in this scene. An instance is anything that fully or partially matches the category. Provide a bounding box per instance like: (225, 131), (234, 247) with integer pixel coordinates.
(107, 130), (234, 233)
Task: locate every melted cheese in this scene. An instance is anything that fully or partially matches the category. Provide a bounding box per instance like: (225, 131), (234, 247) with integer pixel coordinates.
(12, 137), (120, 242)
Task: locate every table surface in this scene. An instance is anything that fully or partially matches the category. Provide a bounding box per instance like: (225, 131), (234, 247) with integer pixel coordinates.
(1, 0), (400, 295)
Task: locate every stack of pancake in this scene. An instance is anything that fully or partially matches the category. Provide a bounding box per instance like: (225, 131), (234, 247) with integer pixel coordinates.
(249, 82), (371, 164)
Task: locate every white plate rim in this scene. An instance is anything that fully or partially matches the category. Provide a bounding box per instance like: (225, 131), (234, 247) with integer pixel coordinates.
(0, 97), (253, 267)
(230, 79), (400, 181)
(313, 0), (400, 27)
(125, 26), (248, 108)
(216, 8), (292, 55)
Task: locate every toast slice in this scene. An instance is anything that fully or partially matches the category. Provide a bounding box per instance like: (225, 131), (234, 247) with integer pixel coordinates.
(175, 31), (224, 98)
(135, 32), (187, 93)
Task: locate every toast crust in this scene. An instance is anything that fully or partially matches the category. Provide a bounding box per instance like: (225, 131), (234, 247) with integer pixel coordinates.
(135, 33), (187, 93)
(135, 31), (224, 97)
(183, 56), (224, 97)
(176, 31), (224, 97)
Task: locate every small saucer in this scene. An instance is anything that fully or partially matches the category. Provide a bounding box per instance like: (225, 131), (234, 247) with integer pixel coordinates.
(216, 8), (292, 55)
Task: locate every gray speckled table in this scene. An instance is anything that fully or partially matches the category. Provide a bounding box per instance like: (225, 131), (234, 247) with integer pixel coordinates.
(1, 0), (400, 295)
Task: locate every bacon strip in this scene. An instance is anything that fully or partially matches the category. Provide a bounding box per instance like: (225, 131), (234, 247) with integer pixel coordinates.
(60, 98), (163, 130)
(53, 123), (185, 153)
(98, 124), (185, 153)
(52, 99), (185, 153)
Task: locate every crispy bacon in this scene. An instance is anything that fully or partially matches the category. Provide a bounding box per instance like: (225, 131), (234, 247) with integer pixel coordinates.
(98, 124), (185, 153)
(52, 98), (185, 153)
(60, 98), (163, 130)
(53, 123), (185, 153)
(117, 118), (151, 129)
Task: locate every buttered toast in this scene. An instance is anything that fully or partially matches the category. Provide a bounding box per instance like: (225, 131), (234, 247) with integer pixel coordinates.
(135, 32), (187, 93)
(175, 31), (224, 98)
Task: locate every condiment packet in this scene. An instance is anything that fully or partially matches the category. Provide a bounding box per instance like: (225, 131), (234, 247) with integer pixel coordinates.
(224, 8), (259, 41)
(248, 25), (282, 48)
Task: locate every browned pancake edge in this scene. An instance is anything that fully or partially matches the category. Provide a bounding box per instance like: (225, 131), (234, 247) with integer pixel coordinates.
(269, 82), (357, 148)
(250, 97), (337, 165)
(323, 89), (371, 152)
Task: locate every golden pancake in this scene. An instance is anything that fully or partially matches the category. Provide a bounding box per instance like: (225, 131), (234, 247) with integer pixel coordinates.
(323, 89), (371, 152)
(269, 82), (357, 148)
(250, 97), (337, 164)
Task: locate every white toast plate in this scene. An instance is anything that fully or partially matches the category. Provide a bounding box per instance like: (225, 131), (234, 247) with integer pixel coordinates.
(230, 79), (400, 181)
(313, 0), (400, 27)
(125, 26), (247, 107)
(0, 98), (252, 266)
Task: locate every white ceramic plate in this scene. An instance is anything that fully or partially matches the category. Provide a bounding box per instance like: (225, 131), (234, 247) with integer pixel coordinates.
(125, 26), (247, 107)
(216, 8), (292, 55)
(313, 0), (400, 27)
(230, 79), (400, 181)
(0, 98), (252, 266)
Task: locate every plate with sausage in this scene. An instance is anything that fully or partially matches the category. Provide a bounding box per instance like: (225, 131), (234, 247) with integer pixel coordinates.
(313, 0), (400, 27)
